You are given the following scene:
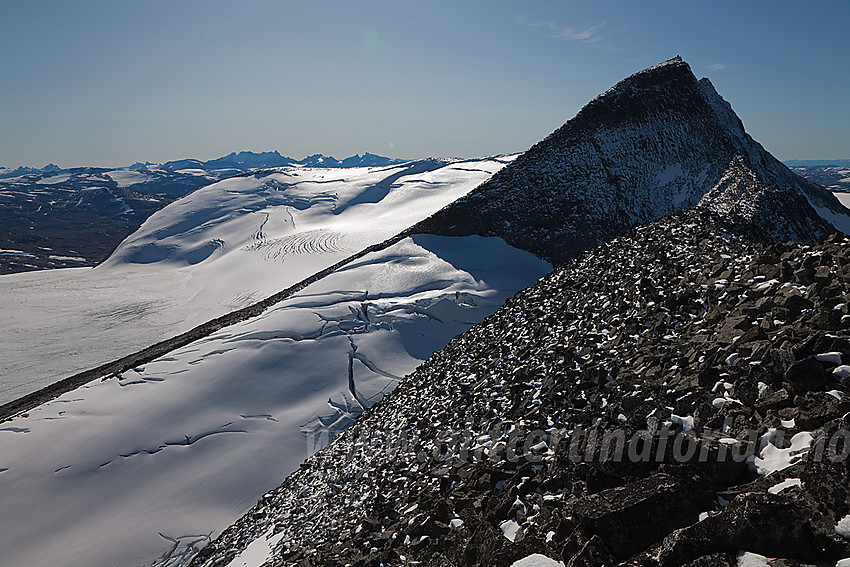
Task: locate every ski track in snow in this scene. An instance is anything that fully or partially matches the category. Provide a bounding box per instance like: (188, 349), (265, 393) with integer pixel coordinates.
(243, 228), (350, 261)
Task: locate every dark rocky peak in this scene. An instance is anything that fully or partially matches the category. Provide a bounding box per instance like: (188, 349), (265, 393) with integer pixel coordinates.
(568, 56), (705, 131)
(697, 77), (847, 223)
(413, 57), (850, 265)
(187, 60), (850, 567)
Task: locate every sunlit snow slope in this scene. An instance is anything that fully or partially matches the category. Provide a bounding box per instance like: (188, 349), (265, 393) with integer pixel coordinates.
(0, 158), (511, 403)
(0, 155), (551, 567)
(0, 236), (549, 567)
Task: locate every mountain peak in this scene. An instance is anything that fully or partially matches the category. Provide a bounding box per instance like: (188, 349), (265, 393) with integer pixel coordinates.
(569, 56), (703, 135)
(605, 54), (687, 87)
(413, 58), (850, 264)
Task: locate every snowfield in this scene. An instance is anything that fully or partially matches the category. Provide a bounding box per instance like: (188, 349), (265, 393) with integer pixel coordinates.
(0, 157), (513, 403)
(0, 234), (549, 567)
(0, 156), (551, 567)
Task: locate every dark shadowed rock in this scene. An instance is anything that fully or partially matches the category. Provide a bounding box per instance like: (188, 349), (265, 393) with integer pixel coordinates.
(680, 553), (737, 567)
(568, 473), (710, 558)
(795, 392), (850, 429)
(784, 358), (828, 395)
(657, 493), (821, 566)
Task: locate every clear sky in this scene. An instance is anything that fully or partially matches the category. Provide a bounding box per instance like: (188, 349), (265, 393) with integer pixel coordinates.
(1, 0), (848, 168)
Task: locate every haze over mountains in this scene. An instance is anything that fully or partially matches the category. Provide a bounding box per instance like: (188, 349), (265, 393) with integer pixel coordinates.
(155, 151), (407, 172)
(0, 150), (407, 179)
(1, 57), (850, 567)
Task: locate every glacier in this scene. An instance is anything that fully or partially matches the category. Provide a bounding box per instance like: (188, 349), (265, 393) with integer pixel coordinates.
(0, 157), (550, 567)
(0, 157), (512, 404)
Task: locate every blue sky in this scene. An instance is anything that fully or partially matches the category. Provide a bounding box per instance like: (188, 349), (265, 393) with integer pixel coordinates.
(1, 0), (848, 167)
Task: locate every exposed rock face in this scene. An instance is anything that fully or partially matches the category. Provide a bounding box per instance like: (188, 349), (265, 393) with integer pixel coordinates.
(412, 57), (848, 265)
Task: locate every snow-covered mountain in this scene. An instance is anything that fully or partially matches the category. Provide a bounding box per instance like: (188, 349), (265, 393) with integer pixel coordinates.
(187, 61), (850, 567)
(1, 57), (850, 567)
(200, 211), (850, 567)
(0, 162), (62, 178)
(0, 152), (409, 274)
(414, 57), (850, 264)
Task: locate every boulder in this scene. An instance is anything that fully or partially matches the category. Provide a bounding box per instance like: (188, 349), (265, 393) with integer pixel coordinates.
(567, 473), (710, 558)
(656, 493), (821, 566)
(795, 392), (850, 429)
(756, 388), (792, 412)
(784, 358), (828, 395)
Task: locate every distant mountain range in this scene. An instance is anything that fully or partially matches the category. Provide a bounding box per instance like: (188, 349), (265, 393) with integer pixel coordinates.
(155, 150), (408, 173)
(0, 151), (408, 179)
(0, 148), (844, 276)
(0, 151), (409, 274)
(784, 159), (850, 167)
(788, 164), (850, 193)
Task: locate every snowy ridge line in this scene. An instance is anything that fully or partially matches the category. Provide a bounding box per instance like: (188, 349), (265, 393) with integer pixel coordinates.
(0, 226), (423, 423)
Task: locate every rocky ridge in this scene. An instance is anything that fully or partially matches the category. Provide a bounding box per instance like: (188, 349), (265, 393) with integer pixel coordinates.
(187, 58), (850, 566)
(192, 209), (850, 566)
